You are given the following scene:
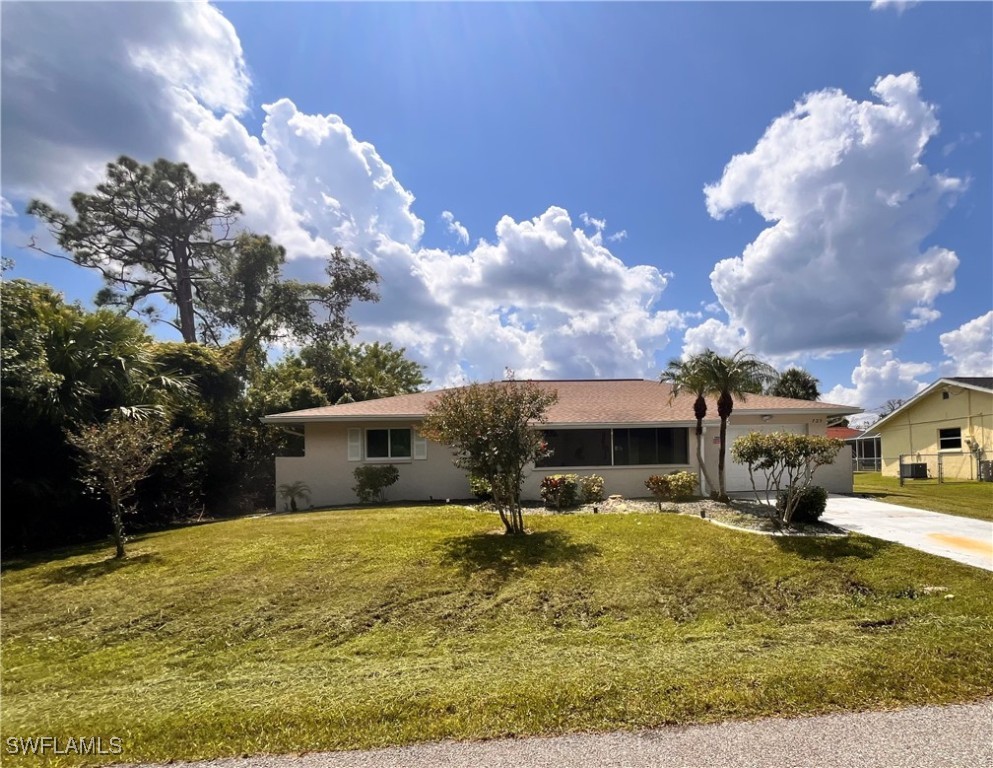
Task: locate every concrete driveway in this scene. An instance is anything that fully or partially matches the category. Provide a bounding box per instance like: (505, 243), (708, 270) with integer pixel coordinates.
(823, 496), (993, 571)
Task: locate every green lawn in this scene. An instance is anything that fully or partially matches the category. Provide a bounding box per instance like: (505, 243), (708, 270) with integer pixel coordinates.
(853, 472), (993, 522)
(3, 506), (993, 767)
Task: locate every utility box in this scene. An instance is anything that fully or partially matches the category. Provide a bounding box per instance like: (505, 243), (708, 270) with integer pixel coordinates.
(979, 460), (993, 482)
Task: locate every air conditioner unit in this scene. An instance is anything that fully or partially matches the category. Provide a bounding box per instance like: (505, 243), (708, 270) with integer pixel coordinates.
(900, 463), (928, 480)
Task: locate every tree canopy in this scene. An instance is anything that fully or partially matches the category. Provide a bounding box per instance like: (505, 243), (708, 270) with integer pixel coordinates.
(299, 340), (429, 404)
(420, 381), (557, 535)
(28, 157), (380, 356)
(770, 367), (821, 401)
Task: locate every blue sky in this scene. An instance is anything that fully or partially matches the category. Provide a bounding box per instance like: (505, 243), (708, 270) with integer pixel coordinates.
(2, 1), (990, 422)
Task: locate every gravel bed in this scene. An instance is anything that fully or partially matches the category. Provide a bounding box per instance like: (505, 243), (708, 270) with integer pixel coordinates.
(471, 496), (846, 537)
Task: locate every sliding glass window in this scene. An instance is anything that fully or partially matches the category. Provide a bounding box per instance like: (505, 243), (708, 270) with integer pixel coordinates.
(537, 427), (689, 468)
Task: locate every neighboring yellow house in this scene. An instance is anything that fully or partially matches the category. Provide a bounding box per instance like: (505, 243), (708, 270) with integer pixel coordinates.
(873, 377), (993, 481)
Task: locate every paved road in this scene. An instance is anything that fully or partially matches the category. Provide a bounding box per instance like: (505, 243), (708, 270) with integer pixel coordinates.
(822, 496), (993, 571)
(137, 700), (993, 768)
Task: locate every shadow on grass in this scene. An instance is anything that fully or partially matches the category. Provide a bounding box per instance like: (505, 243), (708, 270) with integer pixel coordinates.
(1, 537), (126, 573)
(773, 535), (893, 562)
(440, 529), (601, 581)
(41, 552), (163, 585)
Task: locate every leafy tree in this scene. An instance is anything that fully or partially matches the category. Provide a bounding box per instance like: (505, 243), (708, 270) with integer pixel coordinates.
(27, 156), (242, 343)
(196, 233), (380, 366)
(688, 349), (778, 501)
(1, 280), (180, 424)
(28, 158), (380, 356)
(420, 381), (557, 535)
(299, 340), (428, 404)
(770, 367), (821, 401)
(1, 279), (186, 549)
(66, 414), (178, 558)
(141, 342), (254, 521)
(660, 356), (719, 497)
(731, 432), (843, 525)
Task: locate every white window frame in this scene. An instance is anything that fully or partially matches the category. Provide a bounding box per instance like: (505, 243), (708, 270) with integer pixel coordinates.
(365, 428), (412, 461)
(938, 427), (962, 451)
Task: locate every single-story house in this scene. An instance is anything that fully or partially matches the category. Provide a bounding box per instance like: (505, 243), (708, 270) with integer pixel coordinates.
(262, 379), (862, 507)
(871, 377), (993, 481)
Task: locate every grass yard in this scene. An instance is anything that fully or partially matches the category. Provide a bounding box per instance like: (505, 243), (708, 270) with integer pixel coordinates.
(853, 472), (993, 522)
(2, 506), (993, 767)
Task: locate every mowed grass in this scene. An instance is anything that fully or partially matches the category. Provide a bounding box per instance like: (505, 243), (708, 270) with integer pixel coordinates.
(854, 472), (993, 521)
(3, 506), (993, 767)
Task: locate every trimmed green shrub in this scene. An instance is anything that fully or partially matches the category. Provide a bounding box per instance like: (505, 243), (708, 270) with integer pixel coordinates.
(777, 485), (828, 523)
(540, 474), (579, 510)
(578, 474), (605, 504)
(352, 464), (400, 503)
(645, 471), (699, 511)
(469, 475), (493, 501)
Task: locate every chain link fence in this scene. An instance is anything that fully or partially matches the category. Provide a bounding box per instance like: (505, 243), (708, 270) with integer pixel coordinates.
(898, 453), (981, 484)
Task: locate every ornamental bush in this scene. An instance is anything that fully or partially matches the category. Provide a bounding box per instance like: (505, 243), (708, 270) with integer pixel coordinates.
(645, 471), (698, 510)
(578, 474), (605, 504)
(777, 485), (828, 523)
(540, 474), (579, 510)
(352, 464), (399, 503)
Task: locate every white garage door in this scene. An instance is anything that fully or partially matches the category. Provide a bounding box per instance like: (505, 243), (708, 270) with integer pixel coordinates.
(723, 424), (805, 493)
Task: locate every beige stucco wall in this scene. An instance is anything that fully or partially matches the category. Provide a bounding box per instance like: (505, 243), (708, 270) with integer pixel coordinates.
(276, 413), (854, 507)
(877, 386), (993, 480)
(275, 422), (472, 508)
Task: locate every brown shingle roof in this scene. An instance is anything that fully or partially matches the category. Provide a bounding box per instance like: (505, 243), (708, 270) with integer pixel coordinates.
(262, 379), (861, 425)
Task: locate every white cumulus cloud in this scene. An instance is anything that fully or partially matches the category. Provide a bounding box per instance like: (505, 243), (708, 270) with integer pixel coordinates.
(693, 73), (963, 357)
(940, 311), (993, 377)
(1, 1), (684, 386)
(440, 211), (469, 245)
(823, 349), (932, 413)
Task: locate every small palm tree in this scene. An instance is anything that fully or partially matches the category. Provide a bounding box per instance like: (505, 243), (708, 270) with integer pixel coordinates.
(660, 357), (718, 497)
(278, 481), (311, 512)
(692, 349), (778, 501)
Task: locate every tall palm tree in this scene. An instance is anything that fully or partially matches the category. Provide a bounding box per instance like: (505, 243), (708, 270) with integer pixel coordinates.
(660, 357), (718, 497)
(692, 349), (778, 501)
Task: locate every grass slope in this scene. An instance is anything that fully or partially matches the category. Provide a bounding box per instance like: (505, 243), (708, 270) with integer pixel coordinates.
(3, 506), (992, 766)
(853, 472), (993, 521)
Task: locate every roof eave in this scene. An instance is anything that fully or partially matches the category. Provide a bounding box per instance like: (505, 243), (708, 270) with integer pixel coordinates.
(870, 377), (989, 432)
(261, 413), (427, 425)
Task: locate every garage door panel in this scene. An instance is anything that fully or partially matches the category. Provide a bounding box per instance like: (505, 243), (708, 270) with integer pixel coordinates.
(724, 424), (805, 492)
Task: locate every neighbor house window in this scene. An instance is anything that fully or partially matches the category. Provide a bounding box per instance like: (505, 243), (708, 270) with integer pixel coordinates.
(938, 427), (962, 451)
(537, 427), (689, 468)
(366, 428), (412, 459)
